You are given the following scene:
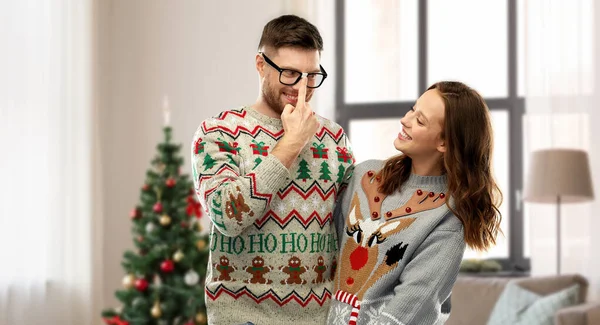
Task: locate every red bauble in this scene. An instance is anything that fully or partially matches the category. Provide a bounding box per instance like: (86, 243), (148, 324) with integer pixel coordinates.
(135, 278), (148, 291)
(160, 259), (175, 273)
(153, 202), (163, 213)
(129, 208), (141, 219)
(166, 178), (176, 188)
(142, 184), (150, 191)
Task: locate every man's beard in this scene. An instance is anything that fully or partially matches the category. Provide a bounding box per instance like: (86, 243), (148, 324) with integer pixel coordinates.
(262, 80), (285, 115)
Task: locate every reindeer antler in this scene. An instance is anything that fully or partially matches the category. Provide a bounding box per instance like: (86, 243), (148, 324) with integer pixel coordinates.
(361, 170), (447, 221)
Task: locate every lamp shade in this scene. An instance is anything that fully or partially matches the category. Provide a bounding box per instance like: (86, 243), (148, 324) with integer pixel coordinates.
(524, 148), (594, 203)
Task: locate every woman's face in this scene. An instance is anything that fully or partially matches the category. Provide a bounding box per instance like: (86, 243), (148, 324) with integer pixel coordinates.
(394, 89), (446, 159)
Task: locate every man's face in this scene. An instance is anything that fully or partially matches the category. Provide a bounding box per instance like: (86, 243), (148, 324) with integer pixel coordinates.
(258, 47), (321, 115)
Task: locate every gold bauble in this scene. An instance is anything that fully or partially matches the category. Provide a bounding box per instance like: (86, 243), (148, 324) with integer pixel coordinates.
(151, 301), (162, 318)
(196, 239), (206, 250)
(159, 215), (172, 226)
(173, 249), (184, 262)
(122, 274), (136, 289)
(197, 222), (203, 232)
(195, 312), (207, 324)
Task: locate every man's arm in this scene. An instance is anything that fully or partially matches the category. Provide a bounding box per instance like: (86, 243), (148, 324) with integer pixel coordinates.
(377, 226), (466, 325)
(191, 126), (290, 237)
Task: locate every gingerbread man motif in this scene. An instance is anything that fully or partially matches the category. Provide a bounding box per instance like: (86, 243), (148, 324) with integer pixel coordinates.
(213, 256), (236, 282)
(244, 256), (273, 284)
(279, 256), (307, 285)
(225, 186), (254, 225)
(312, 256), (328, 284)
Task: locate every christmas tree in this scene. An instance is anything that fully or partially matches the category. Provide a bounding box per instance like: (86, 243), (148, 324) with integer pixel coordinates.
(102, 126), (210, 325)
(319, 161), (332, 183)
(296, 159), (312, 182)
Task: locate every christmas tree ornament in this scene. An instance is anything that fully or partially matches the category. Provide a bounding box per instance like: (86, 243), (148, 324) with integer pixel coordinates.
(137, 236), (144, 243)
(145, 222), (156, 233)
(159, 215), (172, 226)
(135, 278), (148, 292)
(166, 177), (176, 188)
(184, 269), (199, 286)
(156, 163), (166, 173)
(197, 222), (203, 232)
(160, 259), (175, 273)
(142, 183), (150, 191)
(130, 208), (141, 220)
(180, 221), (188, 228)
(173, 250), (184, 262)
(153, 202), (163, 213)
(153, 274), (163, 287)
(195, 312), (207, 324)
(151, 301), (162, 318)
(196, 239), (206, 250)
(184, 321), (194, 325)
(122, 274), (136, 289)
(114, 306), (123, 314)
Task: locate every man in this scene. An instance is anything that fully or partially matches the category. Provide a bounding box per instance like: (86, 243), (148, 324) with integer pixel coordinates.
(191, 15), (354, 324)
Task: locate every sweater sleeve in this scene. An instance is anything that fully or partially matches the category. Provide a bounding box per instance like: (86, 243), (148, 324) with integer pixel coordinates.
(191, 121), (290, 237)
(378, 227), (466, 325)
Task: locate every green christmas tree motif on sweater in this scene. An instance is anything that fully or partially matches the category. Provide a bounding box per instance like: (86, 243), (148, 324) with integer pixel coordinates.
(253, 157), (262, 170)
(336, 165), (346, 185)
(203, 153), (218, 170)
(296, 159), (312, 182)
(319, 161), (332, 183)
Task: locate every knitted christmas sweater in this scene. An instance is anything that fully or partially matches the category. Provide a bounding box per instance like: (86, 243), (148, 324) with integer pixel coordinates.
(327, 160), (466, 325)
(191, 106), (354, 325)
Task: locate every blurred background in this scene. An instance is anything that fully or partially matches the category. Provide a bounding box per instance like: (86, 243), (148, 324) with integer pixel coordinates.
(2, 0), (600, 324)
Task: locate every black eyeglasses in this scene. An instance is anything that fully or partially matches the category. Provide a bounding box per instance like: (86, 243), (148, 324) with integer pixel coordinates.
(259, 52), (327, 89)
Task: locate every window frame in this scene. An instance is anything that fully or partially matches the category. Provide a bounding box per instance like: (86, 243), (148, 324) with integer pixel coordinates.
(335, 0), (529, 271)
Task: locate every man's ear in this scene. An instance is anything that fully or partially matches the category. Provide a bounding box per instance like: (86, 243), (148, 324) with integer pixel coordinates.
(256, 54), (265, 77)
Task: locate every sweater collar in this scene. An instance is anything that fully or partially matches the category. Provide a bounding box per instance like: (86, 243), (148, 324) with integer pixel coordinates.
(404, 173), (448, 188)
(245, 106), (283, 127)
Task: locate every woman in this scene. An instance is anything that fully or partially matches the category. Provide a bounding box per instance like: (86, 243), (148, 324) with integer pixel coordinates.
(327, 81), (502, 325)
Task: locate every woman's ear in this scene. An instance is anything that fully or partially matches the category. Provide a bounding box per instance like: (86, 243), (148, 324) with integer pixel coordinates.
(436, 139), (446, 153)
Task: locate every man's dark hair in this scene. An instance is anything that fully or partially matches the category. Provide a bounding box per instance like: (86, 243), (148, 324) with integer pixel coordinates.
(258, 15), (323, 52)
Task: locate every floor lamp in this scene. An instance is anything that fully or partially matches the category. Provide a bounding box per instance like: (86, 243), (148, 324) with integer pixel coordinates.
(523, 149), (594, 274)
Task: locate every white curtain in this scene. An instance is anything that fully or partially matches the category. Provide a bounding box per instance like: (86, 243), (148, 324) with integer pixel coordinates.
(524, 0), (600, 300)
(0, 0), (103, 324)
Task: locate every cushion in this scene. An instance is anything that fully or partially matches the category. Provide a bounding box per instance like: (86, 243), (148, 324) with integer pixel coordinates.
(487, 282), (580, 325)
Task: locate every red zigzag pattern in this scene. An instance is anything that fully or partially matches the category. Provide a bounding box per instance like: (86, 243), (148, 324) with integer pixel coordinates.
(205, 285), (332, 307)
(255, 209), (332, 229)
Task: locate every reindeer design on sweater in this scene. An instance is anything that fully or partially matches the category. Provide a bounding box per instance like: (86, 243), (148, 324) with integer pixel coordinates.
(334, 170), (447, 325)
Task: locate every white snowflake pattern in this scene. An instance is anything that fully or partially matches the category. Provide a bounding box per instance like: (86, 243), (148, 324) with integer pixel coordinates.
(331, 304), (350, 325)
(275, 202), (287, 214)
(364, 304), (387, 325)
(242, 120), (251, 127)
(301, 203), (311, 214)
(289, 197), (299, 207)
(311, 197), (320, 207)
(311, 160), (319, 167)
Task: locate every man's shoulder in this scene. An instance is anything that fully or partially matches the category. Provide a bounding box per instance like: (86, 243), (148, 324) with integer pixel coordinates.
(316, 115), (346, 134)
(204, 106), (249, 123)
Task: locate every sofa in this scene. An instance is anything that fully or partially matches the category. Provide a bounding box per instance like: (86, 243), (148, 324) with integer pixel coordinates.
(446, 274), (600, 325)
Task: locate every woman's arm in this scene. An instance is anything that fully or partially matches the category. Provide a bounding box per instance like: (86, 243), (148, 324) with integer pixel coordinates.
(376, 227), (465, 325)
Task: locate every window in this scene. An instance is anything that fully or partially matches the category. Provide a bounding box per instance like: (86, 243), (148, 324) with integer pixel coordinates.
(336, 0), (528, 270)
